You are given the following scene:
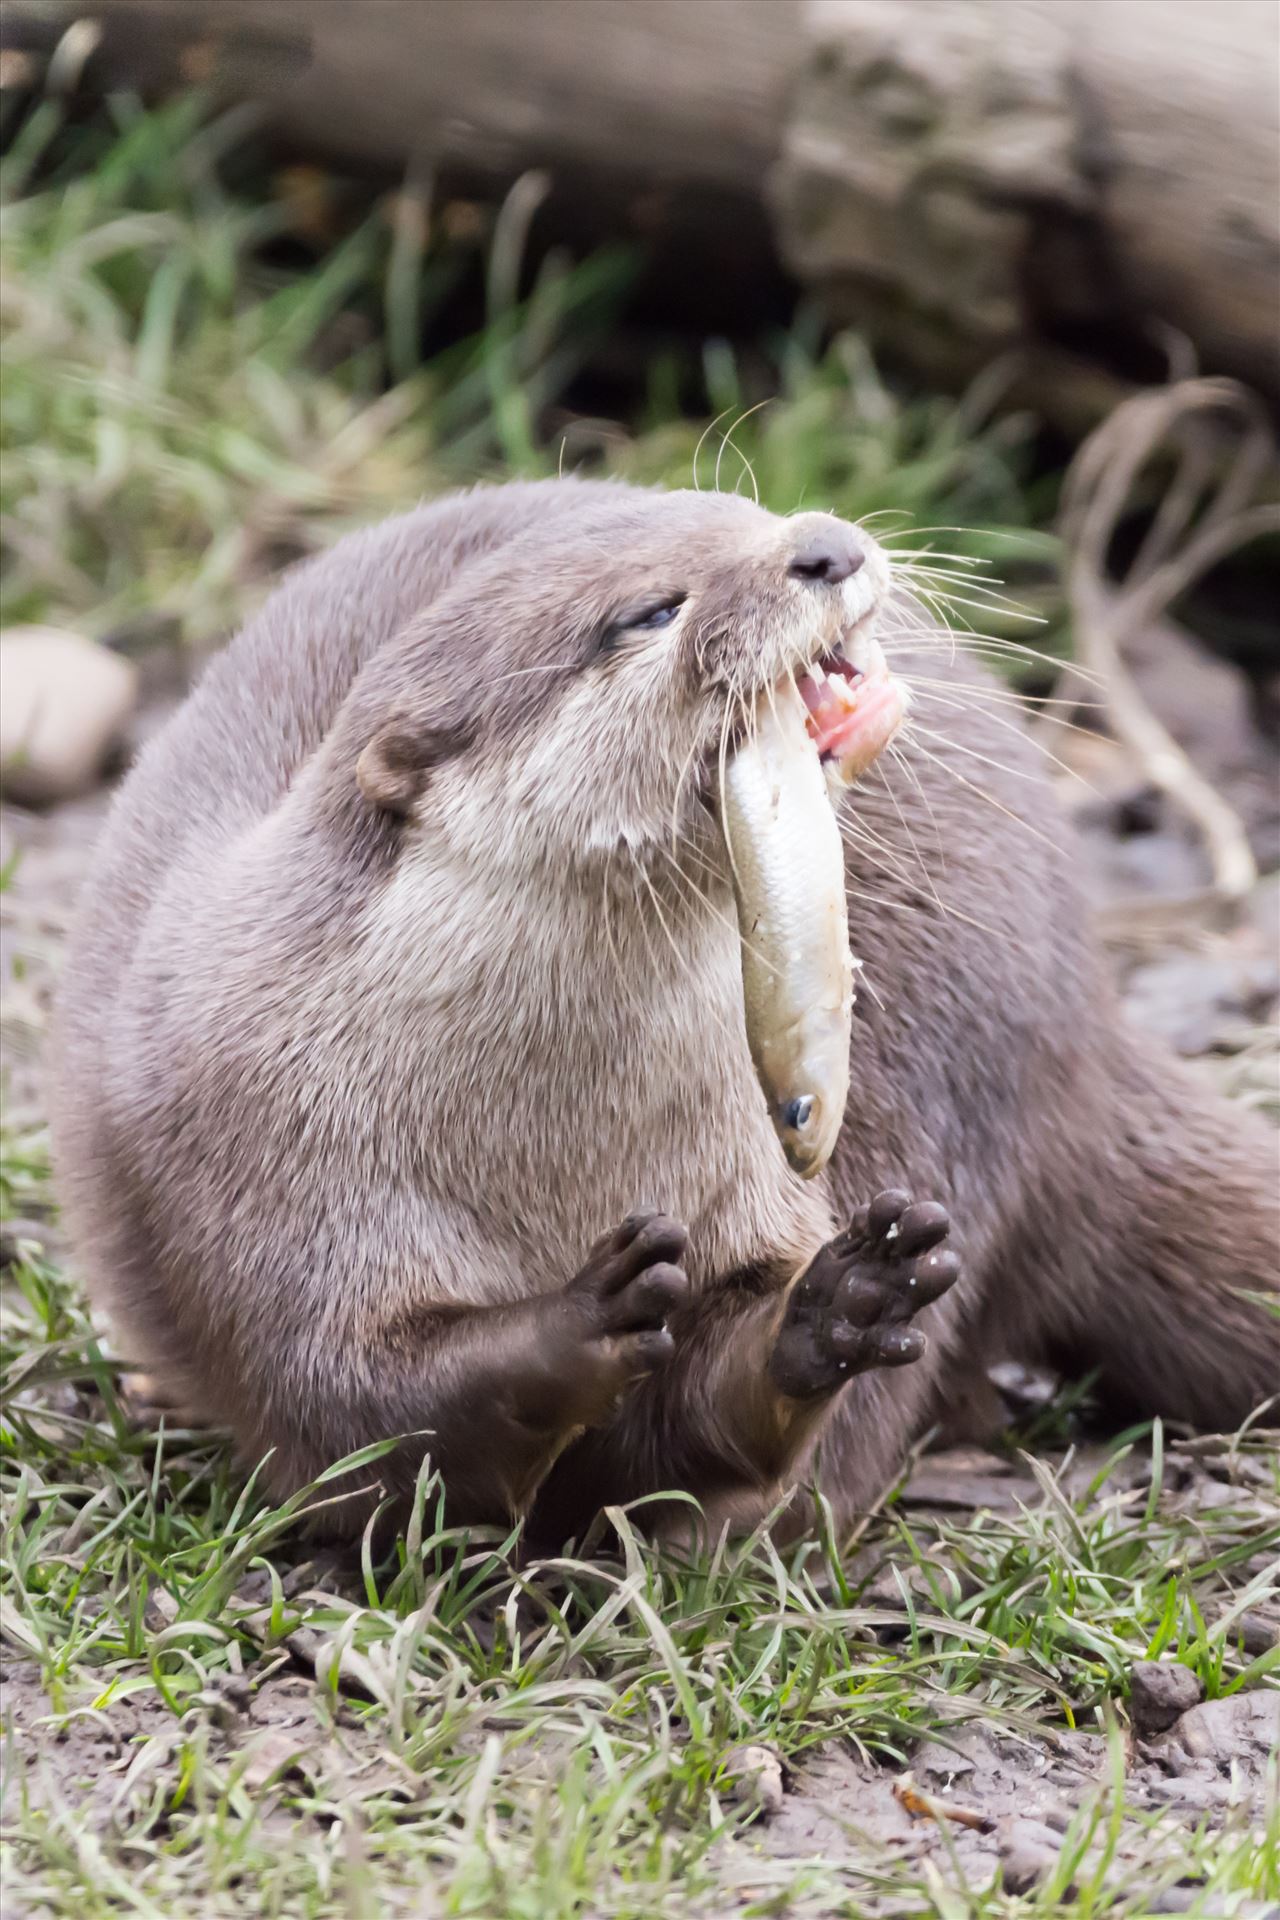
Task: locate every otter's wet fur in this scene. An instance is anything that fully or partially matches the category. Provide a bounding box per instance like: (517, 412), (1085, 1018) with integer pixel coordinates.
(51, 479), (1279, 1541)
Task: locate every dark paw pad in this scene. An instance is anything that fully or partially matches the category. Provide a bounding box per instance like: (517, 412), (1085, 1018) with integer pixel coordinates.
(567, 1210), (690, 1375)
(769, 1188), (959, 1401)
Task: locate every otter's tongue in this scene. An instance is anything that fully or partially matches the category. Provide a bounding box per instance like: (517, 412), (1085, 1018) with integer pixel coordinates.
(801, 658), (906, 783)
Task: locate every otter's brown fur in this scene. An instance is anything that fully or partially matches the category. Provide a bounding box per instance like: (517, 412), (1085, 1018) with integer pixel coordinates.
(50, 478), (1279, 1540)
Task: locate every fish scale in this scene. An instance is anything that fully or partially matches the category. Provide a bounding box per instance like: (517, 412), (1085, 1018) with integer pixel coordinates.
(722, 684), (855, 1178)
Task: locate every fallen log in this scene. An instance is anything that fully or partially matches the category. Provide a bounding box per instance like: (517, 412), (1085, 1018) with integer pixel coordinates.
(5, 0), (1278, 414)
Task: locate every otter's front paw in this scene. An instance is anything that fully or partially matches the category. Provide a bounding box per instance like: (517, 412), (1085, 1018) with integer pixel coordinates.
(769, 1190), (958, 1401)
(565, 1210), (690, 1393)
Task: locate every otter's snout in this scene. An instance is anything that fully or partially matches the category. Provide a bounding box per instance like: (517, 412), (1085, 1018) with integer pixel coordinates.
(788, 517), (865, 586)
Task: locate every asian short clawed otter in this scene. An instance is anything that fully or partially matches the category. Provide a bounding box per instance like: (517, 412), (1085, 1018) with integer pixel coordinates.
(50, 479), (1280, 1544)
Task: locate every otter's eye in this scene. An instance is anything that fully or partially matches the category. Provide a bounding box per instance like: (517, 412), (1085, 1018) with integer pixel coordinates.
(598, 595), (687, 653)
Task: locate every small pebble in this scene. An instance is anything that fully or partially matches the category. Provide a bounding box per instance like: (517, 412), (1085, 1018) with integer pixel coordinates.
(143, 1587), (180, 1632)
(724, 1744), (785, 1818)
(1173, 1692), (1280, 1765)
(1139, 1777), (1231, 1813)
(1232, 1612), (1277, 1659)
(1129, 1660), (1203, 1740)
(999, 1816), (1062, 1894)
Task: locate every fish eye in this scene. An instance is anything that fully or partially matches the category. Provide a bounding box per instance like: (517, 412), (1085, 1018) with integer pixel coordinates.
(598, 595), (687, 653)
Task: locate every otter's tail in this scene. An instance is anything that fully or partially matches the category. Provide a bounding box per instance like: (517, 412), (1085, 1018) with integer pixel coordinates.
(1049, 1038), (1279, 1431)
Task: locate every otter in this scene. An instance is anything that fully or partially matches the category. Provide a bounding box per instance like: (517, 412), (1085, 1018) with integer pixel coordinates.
(50, 478), (1279, 1544)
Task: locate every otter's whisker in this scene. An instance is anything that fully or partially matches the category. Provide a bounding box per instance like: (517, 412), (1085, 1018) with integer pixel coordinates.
(890, 565), (1035, 619)
(889, 549), (1004, 580)
(890, 564), (1013, 595)
(669, 728), (710, 859)
(902, 682), (1107, 773)
(599, 859), (650, 1033)
(851, 954), (887, 1012)
(656, 844), (744, 951)
(895, 581), (1049, 639)
(856, 508), (916, 528)
(714, 400), (768, 506)
(760, 659), (788, 748)
(601, 849), (686, 1043)
(881, 522), (1040, 545)
(692, 404), (737, 495)
(668, 835), (725, 892)
(485, 659), (582, 687)
(884, 742), (948, 874)
(898, 673), (1105, 714)
(666, 847), (780, 986)
(887, 544), (987, 566)
(835, 785), (936, 898)
(886, 638), (1081, 683)
(841, 846), (1005, 941)
(907, 721), (1067, 790)
(621, 847), (678, 1002)
(902, 733), (1063, 852)
(839, 812), (941, 911)
(716, 661), (750, 887)
(903, 587), (1048, 630)
(863, 751), (948, 901)
(897, 585), (962, 662)
(633, 849), (754, 1042)
(887, 605), (1102, 688)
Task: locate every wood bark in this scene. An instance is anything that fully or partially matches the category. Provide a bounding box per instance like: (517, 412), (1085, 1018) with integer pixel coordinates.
(9, 0), (1279, 409)
(776, 1), (1280, 403)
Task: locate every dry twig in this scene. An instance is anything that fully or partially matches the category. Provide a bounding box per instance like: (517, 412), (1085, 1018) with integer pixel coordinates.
(1059, 378), (1280, 905)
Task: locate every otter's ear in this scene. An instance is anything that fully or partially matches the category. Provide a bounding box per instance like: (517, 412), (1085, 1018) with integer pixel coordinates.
(356, 715), (476, 816)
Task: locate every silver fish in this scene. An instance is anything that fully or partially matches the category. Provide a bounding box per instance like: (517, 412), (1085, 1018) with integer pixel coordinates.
(723, 683), (856, 1178)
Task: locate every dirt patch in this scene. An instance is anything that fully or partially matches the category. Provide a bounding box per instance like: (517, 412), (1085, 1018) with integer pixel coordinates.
(754, 1698), (1278, 1906)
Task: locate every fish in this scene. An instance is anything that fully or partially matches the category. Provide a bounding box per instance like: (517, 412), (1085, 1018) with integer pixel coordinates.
(722, 680), (857, 1178)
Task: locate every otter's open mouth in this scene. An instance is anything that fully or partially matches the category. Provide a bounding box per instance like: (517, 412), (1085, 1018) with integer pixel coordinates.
(795, 631), (905, 782)
(801, 650), (869, 756)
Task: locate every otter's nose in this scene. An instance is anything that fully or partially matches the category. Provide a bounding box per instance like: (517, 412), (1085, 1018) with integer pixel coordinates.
(788, 522), (865, 585)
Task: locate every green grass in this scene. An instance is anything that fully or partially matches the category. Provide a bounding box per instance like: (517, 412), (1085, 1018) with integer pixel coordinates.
(2, 94), (1276, 1919)
(2, 1138), (1277, 1917)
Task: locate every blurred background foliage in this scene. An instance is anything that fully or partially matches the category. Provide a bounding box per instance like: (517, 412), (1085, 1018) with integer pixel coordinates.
(0, 93), (1060, 653)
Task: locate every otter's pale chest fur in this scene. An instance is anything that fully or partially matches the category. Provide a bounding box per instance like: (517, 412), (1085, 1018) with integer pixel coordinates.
(358, 833), (831, 1298)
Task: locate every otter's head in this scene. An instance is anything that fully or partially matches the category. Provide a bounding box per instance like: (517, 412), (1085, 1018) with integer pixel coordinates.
(352, 483), (897, 873)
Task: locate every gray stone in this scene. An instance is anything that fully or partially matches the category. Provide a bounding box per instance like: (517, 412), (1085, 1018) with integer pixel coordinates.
(724, 1744), (785, 1818)
(1173, 1691), (1280, 1767)
(914, 1739), (976, 1784)
(0, 626), (138, 805)
(1122, 952), (1279, 1057)
(1129, 1660), (1204, 1740)
(998, 1816), (1062, 1894)
(1232, 1612), (1278, 1659)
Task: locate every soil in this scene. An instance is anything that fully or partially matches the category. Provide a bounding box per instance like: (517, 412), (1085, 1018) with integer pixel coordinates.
(4, 1430), (1277, 1908)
